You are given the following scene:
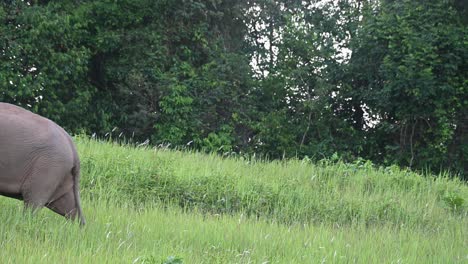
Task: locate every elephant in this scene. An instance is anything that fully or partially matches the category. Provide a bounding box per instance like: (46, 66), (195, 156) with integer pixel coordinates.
(0, 102), (85, 225)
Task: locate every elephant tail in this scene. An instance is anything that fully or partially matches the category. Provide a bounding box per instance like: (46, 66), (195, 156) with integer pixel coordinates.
(72, 164), (86, 226)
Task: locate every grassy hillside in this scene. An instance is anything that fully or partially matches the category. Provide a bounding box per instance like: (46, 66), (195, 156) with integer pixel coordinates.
(0, 137), (466, 263)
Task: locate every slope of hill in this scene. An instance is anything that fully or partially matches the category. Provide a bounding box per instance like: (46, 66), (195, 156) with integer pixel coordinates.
(0, 137), (466, 263)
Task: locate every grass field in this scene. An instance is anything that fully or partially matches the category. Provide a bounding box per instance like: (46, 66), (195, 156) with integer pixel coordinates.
(0, 137), (466, 263)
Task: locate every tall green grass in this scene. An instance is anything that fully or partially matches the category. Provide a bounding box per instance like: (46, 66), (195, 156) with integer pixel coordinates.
(1, 200), (466, 263)
(78, 136), (466, 228)
(0, 136), (466, 263)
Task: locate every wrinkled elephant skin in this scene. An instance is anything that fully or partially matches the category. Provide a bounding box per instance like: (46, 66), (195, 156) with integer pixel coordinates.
(0, 102), (85, 225)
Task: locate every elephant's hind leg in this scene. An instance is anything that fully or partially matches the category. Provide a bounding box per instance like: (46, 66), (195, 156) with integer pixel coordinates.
(46, 190), (78, 220)
(21, 164), (65, 214)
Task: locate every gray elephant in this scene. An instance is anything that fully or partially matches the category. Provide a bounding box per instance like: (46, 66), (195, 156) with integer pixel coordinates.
(0, 102), (85, 225)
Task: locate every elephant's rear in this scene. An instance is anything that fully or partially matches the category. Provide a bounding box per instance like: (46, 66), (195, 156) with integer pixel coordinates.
(0, 103), (54, 196)
(0, 102), (86, 225)
(59, 124), (86, 226)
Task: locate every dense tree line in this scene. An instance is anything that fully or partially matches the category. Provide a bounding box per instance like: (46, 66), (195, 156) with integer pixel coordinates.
(1, 0), (466, 177)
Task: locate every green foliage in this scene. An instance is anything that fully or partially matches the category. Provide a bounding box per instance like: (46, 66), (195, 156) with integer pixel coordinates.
(162, 256), (183, 264)
(155, 83), (194, 145)
(442, 191), (465, 212)
(345, 0), (467, 175)
(201, 124), (234, 153)
(0, 0), (466, 177)
(0, 1), (95, 131)
(139, 255), (183, 264)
